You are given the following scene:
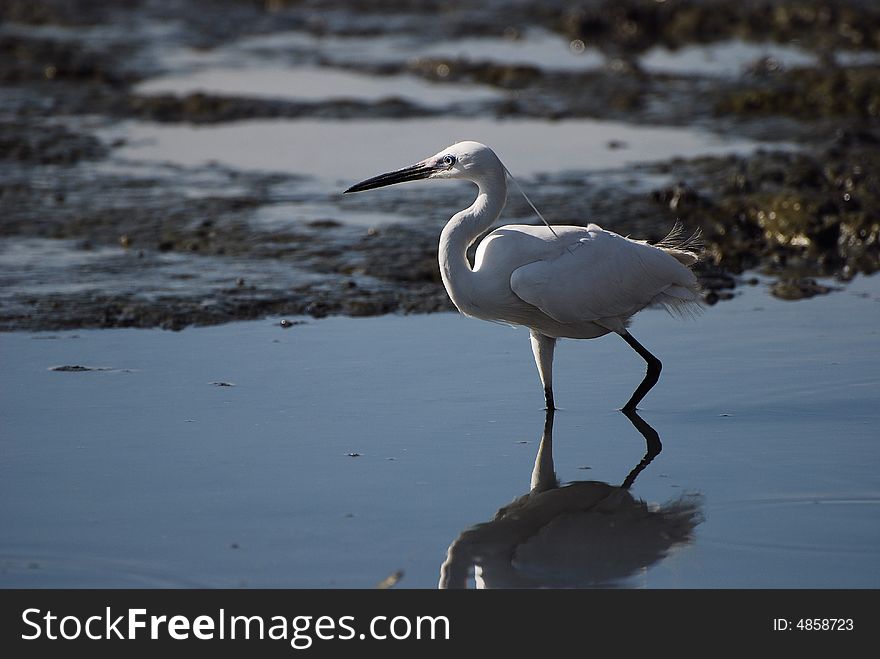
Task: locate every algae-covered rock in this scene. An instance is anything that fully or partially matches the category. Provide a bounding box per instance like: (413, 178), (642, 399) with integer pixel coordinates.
(648, 141), (880, 280)
(718, 66), (880, 119)
(770, 278), (836, 300)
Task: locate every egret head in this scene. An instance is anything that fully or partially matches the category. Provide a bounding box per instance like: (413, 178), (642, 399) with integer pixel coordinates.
(343, 141), (503, 193)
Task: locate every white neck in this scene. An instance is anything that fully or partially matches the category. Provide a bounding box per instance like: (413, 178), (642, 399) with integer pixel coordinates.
(438, 172), (507, 315)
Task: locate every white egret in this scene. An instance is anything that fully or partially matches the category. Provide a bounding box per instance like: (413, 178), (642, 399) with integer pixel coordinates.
(344, 141), (701, 410)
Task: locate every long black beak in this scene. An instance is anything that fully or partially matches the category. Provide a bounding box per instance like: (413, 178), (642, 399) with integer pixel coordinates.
(343, 162), (437, 194)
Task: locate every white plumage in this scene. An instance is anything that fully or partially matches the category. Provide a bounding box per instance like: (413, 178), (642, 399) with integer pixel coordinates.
(345, 141), (701, 410)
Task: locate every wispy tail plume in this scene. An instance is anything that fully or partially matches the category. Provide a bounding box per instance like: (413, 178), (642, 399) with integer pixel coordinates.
(655, 221), (702, 267)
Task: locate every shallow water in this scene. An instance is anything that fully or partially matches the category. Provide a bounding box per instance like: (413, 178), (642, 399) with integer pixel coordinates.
(111, 116), (764, 190)
(116, 25), (784, 199)
(639, 40), (817, 76)
(151, 28), (878, 80)
(135, 65), (501, 106)
(2, 275), (878, 588)
(153, 27), (603, 73)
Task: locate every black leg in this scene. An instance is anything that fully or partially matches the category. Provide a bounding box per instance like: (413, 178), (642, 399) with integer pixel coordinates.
(544, 387), (556, 411)
(542, 406), (555, 434)
(620, 408), (663, 490)
(619, 331), (662, 412)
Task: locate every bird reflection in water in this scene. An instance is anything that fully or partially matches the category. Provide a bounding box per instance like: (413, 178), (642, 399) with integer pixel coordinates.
(439, 410), (702, 588)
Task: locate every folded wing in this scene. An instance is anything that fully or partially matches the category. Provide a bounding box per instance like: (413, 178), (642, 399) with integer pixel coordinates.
(509, 225), (700, 327)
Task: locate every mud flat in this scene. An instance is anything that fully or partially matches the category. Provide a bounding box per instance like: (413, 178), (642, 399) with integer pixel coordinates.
(1, 0), (878, 331)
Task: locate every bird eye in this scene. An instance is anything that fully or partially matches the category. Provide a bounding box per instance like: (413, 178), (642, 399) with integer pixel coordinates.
(442, 154), (456, 168)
